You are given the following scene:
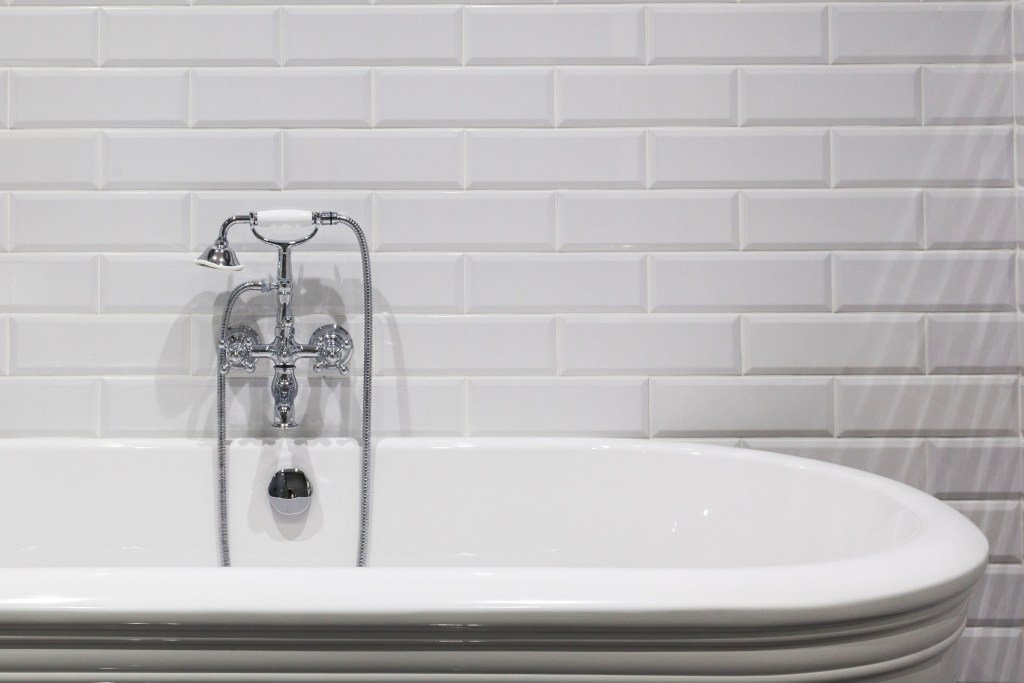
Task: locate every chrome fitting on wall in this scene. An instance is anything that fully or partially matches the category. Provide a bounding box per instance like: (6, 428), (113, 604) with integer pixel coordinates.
(196, 210), (357, 430)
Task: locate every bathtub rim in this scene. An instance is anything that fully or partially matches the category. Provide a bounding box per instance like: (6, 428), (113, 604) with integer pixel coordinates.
(0, 436), (987, 631)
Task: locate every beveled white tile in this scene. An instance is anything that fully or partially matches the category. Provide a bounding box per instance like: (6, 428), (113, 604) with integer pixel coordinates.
(370, 378), (466, 436)
(649, 6), (827, 65)
(832, 4), (1011, 64)
(466, 130), (645, 190)
(101, 8), (280, 66)
(556, 67), (736, 126)
(284, 131), (462, 190)
(969, 566), (1024, 625)
(102, 131), (281, 190)
(956, 627), (1024, 683)
(100, 252), (277, 315)
(100, 376), (341, 438)
(740, 66), (920, 125)
(0, 193), (9, 251)
(100, 377), (214, 437)
(833, 128), (1013, 188)
(10, 315), (189, 375)
(467, 254), (646, 313)
(1016, 133), (1024, 192)
(835, 127), (1011, 187)
(743, 314), (925, 374)
(377, 315), (555, 376)
(949, 501), (1023, 563)
(559, 315), (740, 375)
(11, 69), (187, 128)
(103, 375), (462, 437)
(558, 190), (738, 251)
(364, 254), (465, 314)
(191, 191), (373, 252)
(17, 0), (187, 5)
(0, 132), (99, 189)
(927, 314), (1019, 374)
(923, 66), (1013, 125)
(925, 190), (1017, 249)
(283, 7), (461, 66)
(192, 68), (371, 128)
(1019, 5), (1024, 62)
(927, 439), (1022, 500)
(836, 376), (1018, 437)
(375, 191), (555, 251)
(195, 254), (466, 316)
(466, 6), (644, 65)
(651, 377), (834, 437)
(742, 438), (926, 489)
(650, 253), (830, 312)
(0, 9), (98, 66)
(0, 255), (98, 312)
(0, 72), (7, 128)
(468, 378), (649, 436)
(0, 318), (8, 375)
(102, 252), (462, 315)
(0, 378), (98, 436)
(650, 129), (829, 188)
(375, 68), (554, 127)
(11, 191), (189, 251)
(835, 252), (1015, 312)
(221, 253), (461, 315)
(1017, 69), (1024, 123)
(741, 190), (922, 249)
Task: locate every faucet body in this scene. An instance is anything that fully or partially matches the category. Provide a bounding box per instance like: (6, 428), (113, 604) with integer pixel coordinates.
(215, 213), (354, 429)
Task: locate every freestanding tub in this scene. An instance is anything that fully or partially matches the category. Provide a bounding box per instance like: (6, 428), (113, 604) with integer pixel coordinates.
(0, 438), (986, 681)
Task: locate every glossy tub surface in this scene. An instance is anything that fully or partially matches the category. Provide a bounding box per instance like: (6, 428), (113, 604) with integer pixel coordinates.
(0, 438), (987, 681)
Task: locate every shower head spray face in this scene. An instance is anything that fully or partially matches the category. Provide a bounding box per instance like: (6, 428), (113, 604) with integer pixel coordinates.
(194, 239), (243, 271)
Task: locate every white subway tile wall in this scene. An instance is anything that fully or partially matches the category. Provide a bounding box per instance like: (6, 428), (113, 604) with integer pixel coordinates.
(0, 0), (1017, 677)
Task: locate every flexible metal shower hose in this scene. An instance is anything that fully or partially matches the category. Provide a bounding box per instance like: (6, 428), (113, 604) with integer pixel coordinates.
(216, 279), (264, 567)
(333, 215), (374, 568)
(214, 214), (374, 569)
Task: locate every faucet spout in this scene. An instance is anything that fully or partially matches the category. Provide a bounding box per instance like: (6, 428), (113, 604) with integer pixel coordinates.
(271, 366), (298, 429)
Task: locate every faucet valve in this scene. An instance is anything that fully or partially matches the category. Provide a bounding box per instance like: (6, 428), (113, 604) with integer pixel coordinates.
(219, 325), (260, 375)
(310, 324), (354, 375)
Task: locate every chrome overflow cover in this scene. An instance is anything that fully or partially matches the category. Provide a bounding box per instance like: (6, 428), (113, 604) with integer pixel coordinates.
(268, 468), (313, 516)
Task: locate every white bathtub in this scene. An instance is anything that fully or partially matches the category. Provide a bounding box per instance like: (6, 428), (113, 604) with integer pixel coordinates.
(0, 438), (986, 681)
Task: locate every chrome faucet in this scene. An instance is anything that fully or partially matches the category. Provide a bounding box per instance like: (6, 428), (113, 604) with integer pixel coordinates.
(197, 210), (355, 429)
(196, 208), (374, 568)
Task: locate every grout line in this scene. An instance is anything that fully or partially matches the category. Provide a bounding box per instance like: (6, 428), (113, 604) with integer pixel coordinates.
(1013, 0), (1022, 442)
(736, 190), (744, 250)
(278, 7), (284, 67)
(829, 252), (837, 313)
(278, 129), (285, 191)
(95, 9), (102, 68)
(462, 377), (469, 437)
(93, 376), (102, 437)
(369, 69), (377, 130)
(920, 190), (928, 250)
(459, 129), (467, 190)
(825, 4), (832, 67)
(551, 68), (559, 129)
(646, 375), (653, 439)
(922, 313), (930, 377)
(830, 376), (838, 440)
(459, 6), (467, 67)
(918, 65), (925, 128)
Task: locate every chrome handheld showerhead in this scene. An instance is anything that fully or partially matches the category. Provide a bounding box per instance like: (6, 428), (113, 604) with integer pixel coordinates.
(194, 238), (243, 271)
(194, 210), (345, 271)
